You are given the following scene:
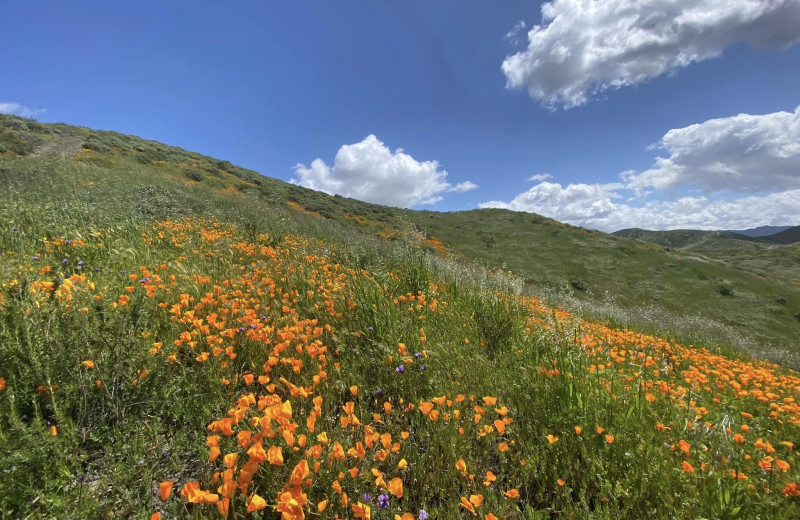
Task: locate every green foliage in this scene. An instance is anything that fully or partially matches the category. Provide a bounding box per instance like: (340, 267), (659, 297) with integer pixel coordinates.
(1, 116), (799, 519)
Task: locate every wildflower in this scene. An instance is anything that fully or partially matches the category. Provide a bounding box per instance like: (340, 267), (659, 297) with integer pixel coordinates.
(377, 493), (390, 509)
(682, 461), (695, 473)
(363, 493), (372, 502)
(504, 489), (519, 499)
(353, 502), (371, 519)
(318, 500), (328, 512)
(605, 435), (615, 444)
(575, 426), (582, 435)
(388, 477), (404, 498)
(783, 482), (800, 496)
(247, 493), (267, 512)
(81, 360), (95, 368)
(557, 479), (566, 486)
(62, 259), (68, 265)
(546, 434), (558, 444)
(159, 481), (173, 501)
(419, 510), (429, 520)
(395, 365), (405, 373)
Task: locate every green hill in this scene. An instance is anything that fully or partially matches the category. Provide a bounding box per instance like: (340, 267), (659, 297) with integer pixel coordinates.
(2, 114), (800, 519)
(3, 114), (800, 370)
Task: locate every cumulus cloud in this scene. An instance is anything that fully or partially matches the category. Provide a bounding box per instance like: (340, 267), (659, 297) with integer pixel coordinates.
(625, 106), (800, 194)
(481, 183), (800, 231)
(482, 107), (800, 231)
(292, 135), (476, 207)
(502, 0), (800, 108)
(0, 102), (46, 118)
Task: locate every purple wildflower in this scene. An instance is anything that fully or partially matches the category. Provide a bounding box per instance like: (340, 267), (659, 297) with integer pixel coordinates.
(33, 255), (39, 260)
(377, 494), (389, 509)
(395, 365), (404, 374)
(61, 259), (68, 265)
(77, 260), (85, 267)
(419, 510), (429, 520)
(414, 352), (422, 358)
(421, 364), (427, 371)
(362, 493), (372, 503)
(375, 388), (382, 395)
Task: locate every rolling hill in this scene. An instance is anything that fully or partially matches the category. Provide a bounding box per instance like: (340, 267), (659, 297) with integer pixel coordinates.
(3, 114), (800, 369)
(2, 114), (800, 519)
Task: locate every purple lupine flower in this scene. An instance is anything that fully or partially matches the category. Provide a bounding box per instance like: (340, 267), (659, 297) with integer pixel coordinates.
(61, 258), (68, 265)
(77, 260), (85, 267)
(421, 365), (427, 371)
(419, 510), (429, 520)
(395, 365), (404, 374)
(375, 388), (382, 395)
(64, 239), (71, 245)
(414, 352), (422, 358)
(250, 323), (257, 329)
(362, 493), (372, 503)
(377, 494), (389, 509)
(368, 326), (374, 331)
(33, 255), (39, 260)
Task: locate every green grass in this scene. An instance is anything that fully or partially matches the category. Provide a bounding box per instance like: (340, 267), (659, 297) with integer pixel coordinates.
(1, 115), (800, 519)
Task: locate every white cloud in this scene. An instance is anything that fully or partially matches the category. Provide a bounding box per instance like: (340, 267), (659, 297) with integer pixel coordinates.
(448, 181), (479, 193)
(528, 173), (553, 182)
(503, 0), (800, 108)
(504, 20), (527, 47)
(481, 183), (800, 231)
(0, 102), (46, 118)
(292, 135), (476, 207)
(482, 107), (800, 231)
(625, 106), (800, 194)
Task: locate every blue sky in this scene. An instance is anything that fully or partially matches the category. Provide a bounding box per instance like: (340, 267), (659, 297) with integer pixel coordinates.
(3, 0), (800, 231)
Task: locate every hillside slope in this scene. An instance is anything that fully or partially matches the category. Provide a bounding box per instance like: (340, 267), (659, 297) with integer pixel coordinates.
(2, 115), (800, 519)
(2, 114), (800, 369)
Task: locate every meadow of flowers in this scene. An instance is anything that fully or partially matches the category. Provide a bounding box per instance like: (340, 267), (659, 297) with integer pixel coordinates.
(1, 205), (798, 519)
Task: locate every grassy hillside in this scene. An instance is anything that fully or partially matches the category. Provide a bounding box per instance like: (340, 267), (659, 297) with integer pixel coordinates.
(2, 115), (800, 519)
(3, 114), (800, 371)
(613, 228), (800, 314)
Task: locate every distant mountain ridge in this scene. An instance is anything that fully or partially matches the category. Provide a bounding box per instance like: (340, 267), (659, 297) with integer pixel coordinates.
(614, 226), (800, 247)
(727, 225), (793, 237)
